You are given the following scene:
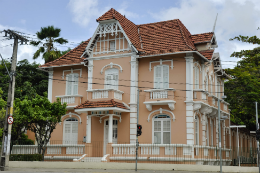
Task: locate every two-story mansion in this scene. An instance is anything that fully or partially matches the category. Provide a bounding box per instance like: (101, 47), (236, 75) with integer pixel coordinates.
(36, 8), (232, 164)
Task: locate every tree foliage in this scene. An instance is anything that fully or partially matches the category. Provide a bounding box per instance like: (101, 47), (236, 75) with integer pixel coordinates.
(14, 93), (66, 160)
(225, 35), (260, 130)
(30, 26), (68, 63)
(0, 59), (48, 101)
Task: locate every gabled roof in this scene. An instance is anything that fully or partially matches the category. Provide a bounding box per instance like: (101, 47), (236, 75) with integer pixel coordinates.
(191, 32), (214, 44)
(199, 50), (214, 60)
(97, 8), (142, 51)
(75, 99), (129, 110)
(39, 39), (90, 68)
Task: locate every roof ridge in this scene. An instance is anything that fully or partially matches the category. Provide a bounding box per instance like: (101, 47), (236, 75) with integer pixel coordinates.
(137, 19), (178, 27)
(192, 32), (214, 36)
(176, 19), (194, 51)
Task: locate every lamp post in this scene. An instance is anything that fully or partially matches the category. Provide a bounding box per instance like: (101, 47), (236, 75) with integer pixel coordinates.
(230, 125), (246, 167)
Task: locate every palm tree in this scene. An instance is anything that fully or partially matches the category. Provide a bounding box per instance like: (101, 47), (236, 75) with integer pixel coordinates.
(30, 26), (68, 63)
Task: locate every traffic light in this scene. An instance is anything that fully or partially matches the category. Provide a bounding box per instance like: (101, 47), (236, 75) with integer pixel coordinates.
(137, 124), (142, 136)
(256, 130), (260, 140)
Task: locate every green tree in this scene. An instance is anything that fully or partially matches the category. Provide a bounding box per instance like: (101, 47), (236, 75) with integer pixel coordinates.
(0, 88), (6, 138)
(14, 93), (66, 160)
(30, 25), (68, 63)
(225, 35), (260, 130)
(0, 59), (48, 101)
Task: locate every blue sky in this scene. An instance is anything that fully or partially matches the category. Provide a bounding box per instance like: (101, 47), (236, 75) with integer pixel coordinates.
(0, 0), (259, 68)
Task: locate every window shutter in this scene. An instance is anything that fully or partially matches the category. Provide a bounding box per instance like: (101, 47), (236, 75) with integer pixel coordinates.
(195, 67), (199, 89)
(71, 123), (78, 144)
(154, 66), (162, 89)
(66, 74), (72, 95)
(105, 75), (112, 89)
(64, 124), (71, 144)
(163, 66), (169, 89)
(73, 73), (79, 95)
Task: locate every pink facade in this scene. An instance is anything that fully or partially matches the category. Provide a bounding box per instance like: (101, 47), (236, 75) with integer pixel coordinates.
(33, 8), (256, 165)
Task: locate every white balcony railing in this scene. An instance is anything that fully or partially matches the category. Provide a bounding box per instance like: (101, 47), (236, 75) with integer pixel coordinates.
(144, 89), (175, 100)
(56, 95), (83, 105)
(87, 89), (124, 100)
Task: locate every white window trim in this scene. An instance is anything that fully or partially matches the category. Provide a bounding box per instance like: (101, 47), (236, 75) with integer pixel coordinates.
(206, 119), (209, 146)
(149, 59), (173, 71)
(210, 119), (213, 146)
(152, 115), (171, 144)
(195, 115), (199, 145)
(100, 62), (123, 74)
(194, 66), (200, 89)
(154, 65), (169, 89)
(66, 73), (79, 95)
(63, 118), (78, 144)
(105, 68), (119, 90)
(62, 68), (82, 79)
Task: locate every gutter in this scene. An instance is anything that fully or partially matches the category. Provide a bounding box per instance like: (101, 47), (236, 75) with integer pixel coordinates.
(139, 51), (209, 62)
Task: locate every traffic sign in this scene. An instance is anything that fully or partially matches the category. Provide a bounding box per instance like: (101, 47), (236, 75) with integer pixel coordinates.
(7, 116), (13, 124)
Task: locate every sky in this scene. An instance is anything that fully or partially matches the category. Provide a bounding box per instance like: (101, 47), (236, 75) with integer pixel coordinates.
(0, 0), (259, 69)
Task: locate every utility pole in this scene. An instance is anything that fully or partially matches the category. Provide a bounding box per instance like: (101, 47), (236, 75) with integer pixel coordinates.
(0, 30), (28, 171)
(135, 89), (139, 172)
(256, 102), (259, 173)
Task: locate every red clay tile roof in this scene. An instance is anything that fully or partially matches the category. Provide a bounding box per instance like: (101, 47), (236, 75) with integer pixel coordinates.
(97, 8), (142, 51)
(75, 99), (129, 110)
(199, 50), (214, 60)
(137, 19), (197, 56)
(39, 39), (90, 68)
(191, 32), (214, 44)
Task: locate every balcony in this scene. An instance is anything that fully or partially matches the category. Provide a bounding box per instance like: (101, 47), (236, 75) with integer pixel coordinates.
(193, 89), (209, 102)
(143, 89), (176, 111)
(56, 95), (83, 110)
(86, 89), (124, 101)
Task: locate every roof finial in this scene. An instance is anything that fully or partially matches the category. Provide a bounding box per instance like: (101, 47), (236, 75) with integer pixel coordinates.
(212, 13), (218, 33)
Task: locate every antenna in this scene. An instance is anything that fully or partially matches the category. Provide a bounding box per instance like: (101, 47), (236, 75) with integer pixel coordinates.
(212, 13), (218, 33)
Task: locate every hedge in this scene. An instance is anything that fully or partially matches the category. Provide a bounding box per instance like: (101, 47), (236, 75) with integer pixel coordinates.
(10, 154), (42, 161)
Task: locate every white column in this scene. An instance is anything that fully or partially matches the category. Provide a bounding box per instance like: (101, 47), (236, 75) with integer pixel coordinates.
(108, 115), (113, 143)
(87, 115), (91, 143)
(185, 53), (194, 145)
(48, 70), (53, 102)
(201, 64), (205, 90)
(130, 55), (138, 143)
(88, 60), (93, 90)
(216, 117), (219, 145)
(202, 113), (206, 146)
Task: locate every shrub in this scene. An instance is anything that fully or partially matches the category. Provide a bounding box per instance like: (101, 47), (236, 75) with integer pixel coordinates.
(10, 154), (42, 161)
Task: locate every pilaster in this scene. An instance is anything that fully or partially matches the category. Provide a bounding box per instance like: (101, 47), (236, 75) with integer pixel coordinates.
(87, 114), (91, 143)
(185, 53), (194, 145)
(48, 71), (53, 102)
(88, 60), (93, 90)
(129, 56), (138, 143)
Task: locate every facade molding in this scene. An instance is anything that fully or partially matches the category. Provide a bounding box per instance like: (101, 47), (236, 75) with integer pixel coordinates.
(147, 108), (175, 122)
(62, 68), (82, 79)
(101, 62), (123, 74)
(60, 112), (82, 124)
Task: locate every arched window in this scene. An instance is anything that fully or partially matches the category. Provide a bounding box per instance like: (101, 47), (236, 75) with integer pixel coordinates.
(206, 118), (209, 146)
(205, 75), (208, 91)
(105, 68), (119, 90)
(210, 119), (213, 146)
(63, 118), (78, 144)
(154, 65), (169, 89)
(195, 115), (199, 145)
(153, 115), (171, 144)
(66, 73), (79, 95)
(194, 66), (199, 89)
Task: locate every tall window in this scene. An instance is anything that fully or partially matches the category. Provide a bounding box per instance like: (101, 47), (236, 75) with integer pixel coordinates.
(210, 77), (213, 95)
(211, 119), (213, 146)
(206, 119), (209, 146)
(63, 118), (78, 144)
(154, 65), (169, 89)
(217, 80), (221, 98)
(205, 76), (208, 91)
(105, 68), (119, 90)
(110, 41), (115, 51)
(153, 115), (171, 144)
(195, 115), (199, 145)
(194, 66), (199, 89)
(66, 73), (79, 95)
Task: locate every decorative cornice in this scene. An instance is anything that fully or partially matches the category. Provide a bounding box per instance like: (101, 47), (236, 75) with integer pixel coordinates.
(59, 112), (81, 125)
(147, 108), (175, 122)
(100, 62), (123, 74)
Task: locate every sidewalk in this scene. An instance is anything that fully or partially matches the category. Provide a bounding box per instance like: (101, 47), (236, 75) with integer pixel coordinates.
(4, 167), (233, 173)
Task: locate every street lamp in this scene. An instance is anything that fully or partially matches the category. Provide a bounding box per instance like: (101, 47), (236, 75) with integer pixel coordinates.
(230, 125), (246, 167)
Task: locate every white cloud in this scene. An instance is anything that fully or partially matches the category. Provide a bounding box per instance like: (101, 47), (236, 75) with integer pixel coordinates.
(150, 0), (260, 68)
(117, 1), (139, 19)
(68, 0), (107, 27)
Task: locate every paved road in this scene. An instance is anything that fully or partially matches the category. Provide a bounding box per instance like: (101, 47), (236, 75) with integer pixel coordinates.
(3, 168), (235, 173)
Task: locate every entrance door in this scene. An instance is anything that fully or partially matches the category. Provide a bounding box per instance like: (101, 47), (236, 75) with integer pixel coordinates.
(63, 118), (78, 144)
(103, 119), (118, 155)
